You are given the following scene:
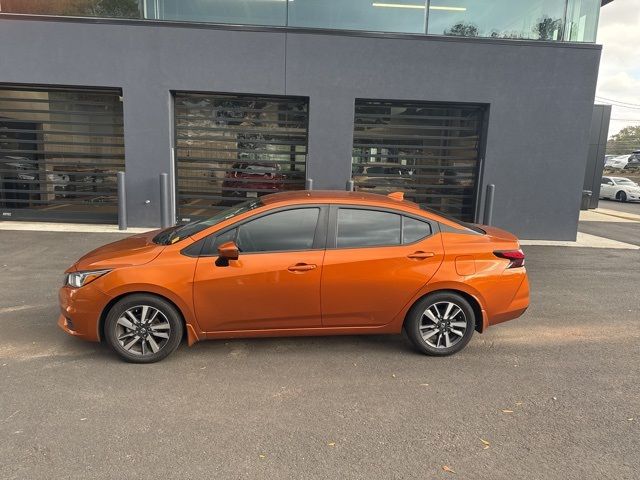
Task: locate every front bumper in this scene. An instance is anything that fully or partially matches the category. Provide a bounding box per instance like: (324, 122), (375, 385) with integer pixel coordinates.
(58, 284), (111, 342)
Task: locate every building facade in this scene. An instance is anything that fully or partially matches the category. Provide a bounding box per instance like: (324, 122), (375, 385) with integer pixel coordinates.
(0, 1), (605, 239)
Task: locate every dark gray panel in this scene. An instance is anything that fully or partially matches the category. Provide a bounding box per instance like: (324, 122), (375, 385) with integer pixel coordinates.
(0, 17), (601, 239)
(285, 32), (601, 239)
(0, 19), (286, 227)
(583, 104), (612, 208)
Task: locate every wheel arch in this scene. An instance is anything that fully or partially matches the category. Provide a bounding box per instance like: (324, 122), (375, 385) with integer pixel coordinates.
(403, 287), (487, 333)
(99, 291), (200, 346)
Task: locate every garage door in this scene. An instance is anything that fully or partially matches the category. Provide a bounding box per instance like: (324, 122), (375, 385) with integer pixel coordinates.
(352, 100), (486, 222)
(174, 92), (309, 222)
(0, 86), (124, 223)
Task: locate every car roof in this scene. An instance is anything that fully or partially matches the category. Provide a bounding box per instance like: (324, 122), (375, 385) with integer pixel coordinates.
(260, 190), (423, 211)
(610, 177), (631, 181)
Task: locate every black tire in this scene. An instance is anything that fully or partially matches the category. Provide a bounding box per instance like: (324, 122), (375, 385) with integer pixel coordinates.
(104, 294), (183, 363)
(616, 191), (627, 202)
(404, 292), (475, 356)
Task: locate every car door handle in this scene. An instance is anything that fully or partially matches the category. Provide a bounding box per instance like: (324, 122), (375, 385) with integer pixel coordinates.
(407, 251), (435, 259)
(288, 263), (317, 272)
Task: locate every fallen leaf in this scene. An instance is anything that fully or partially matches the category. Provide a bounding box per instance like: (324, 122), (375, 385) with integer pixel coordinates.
(80, 418), (87, 421)
(515, 402), (523, 406)
(419, 383), (429, 386)
(442, 465), (456, 474)
(258, 454), (266, 459)
(628, 418), (634, 421)
(480, 438), (490, 449)
(501, 409), (514, 413)
(391, 374), (396, 378)
(327, 442), (336, 447)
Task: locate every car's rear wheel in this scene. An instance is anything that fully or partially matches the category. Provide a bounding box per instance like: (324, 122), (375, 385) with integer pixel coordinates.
(616, 191), (627, 202)
(405, 292), (475, 356)
(104, 294), (183, 363)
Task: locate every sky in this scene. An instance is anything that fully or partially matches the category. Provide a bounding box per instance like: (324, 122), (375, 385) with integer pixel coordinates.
(595, 0), (640, 138)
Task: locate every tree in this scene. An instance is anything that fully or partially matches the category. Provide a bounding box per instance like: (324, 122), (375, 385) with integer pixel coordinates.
(444, 22), (479, 37)
(534, 16), (562, 41)
(84, 0), (140, 18)
(607, 126), (640, 155)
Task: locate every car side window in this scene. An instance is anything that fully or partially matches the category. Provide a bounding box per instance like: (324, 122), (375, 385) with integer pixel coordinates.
(211, 228), (237, 252)
(236, 208), (320, 253)
(337, 209), (401, 248)
(403, 217), (432, 244)
(601, 178), (608, 185)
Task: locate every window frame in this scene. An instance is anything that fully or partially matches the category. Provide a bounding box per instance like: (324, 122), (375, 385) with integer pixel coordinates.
(327, 204), (437, 250)
(196, 204), (330, 256)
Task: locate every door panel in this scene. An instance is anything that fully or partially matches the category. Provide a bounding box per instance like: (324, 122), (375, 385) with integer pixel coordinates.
(194, 250), (324, 332)
(321, 235), (444, 327)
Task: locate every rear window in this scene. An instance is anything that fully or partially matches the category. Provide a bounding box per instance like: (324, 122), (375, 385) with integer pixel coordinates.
(420, 206), (485, 234)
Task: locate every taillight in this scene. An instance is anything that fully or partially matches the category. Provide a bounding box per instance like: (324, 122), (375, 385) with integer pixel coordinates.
(494, 249), (525, 268)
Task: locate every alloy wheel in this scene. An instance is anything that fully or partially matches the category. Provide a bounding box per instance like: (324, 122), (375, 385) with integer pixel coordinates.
(419, 301), (468, 349)
(115, 305), (171, 356)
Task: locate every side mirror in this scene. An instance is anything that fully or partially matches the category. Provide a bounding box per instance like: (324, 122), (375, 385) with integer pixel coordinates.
(217, 241), (239, 261)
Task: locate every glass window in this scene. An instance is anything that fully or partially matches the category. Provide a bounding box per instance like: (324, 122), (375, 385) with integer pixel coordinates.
(144, 0), (286, 26)
(564, 0), (600, 42)
(236, 208), (320, 252)
(1, 86), (124, 223)
(212, 228), (238, 251)
(427, 0), (566, 41)
(0, 0), (142, 18)
(337, 209), (401, 248)
(288, 0), (426, 34)
(153, 199), (263, 245)
(403, 217), (432, 243)
(174, 92), (308, 221)
(352, 99), (484, 222)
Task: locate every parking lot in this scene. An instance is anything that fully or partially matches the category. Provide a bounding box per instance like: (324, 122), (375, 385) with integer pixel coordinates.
(599, 198), (640, 215)
(0, 230), (639, 479)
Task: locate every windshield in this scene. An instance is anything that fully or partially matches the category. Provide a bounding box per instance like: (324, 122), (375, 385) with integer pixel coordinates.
(420, 206), (485, 234)
(615, 179), (637, 186)
(153, 199), (263, 245)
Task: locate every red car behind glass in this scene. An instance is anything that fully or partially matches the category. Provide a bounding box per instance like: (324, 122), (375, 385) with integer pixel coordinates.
(221, 162), (285, 205)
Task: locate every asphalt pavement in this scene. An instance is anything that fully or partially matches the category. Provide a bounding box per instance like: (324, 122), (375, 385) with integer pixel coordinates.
(0, 231), (638, 479)
(598, 198), (640, 215)
(579, 221), (640, 246)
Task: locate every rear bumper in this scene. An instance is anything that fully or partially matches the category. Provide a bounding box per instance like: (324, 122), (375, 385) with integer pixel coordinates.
(488, 273), (530, 326)
(58, 284), (110, 342)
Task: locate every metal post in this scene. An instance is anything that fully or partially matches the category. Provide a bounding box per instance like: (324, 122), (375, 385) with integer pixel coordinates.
(346, 180), (354, 192)
(159, 172), (171, 228)
(305, 178), (313, 190)
(117, 171), (127, 231)
(483, 184), (495, 226)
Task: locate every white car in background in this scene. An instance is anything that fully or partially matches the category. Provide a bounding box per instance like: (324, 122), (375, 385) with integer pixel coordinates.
(604, 151), (640, 170)
(604, 155), (631, 169)
(600, 176), (640, 202)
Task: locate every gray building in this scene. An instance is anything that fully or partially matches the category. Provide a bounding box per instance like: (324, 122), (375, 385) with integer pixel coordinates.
(0, 0), (608, 239)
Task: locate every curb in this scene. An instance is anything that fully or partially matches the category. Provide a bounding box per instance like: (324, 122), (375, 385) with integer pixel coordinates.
(593, 208), (640, 222)
(0, 221), (154, 234)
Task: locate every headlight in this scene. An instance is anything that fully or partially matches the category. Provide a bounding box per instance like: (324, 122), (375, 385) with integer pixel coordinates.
(66, 269), (111, 288)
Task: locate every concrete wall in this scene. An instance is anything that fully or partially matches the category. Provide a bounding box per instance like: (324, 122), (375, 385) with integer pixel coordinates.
(583, 105), (612, 208)
(0, 16), (601, 239)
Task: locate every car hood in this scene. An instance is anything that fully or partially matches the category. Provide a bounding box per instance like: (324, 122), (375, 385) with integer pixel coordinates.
(73, 230), (165, 271)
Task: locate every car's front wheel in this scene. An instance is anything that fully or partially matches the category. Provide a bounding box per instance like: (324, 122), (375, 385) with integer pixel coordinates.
(405, 292), (475, 356)
(104, 294), (183, 363)
(616, 191), (628, 202)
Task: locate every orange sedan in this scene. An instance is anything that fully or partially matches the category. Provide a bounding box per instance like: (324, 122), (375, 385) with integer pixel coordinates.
(58, 191), (529, 363)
